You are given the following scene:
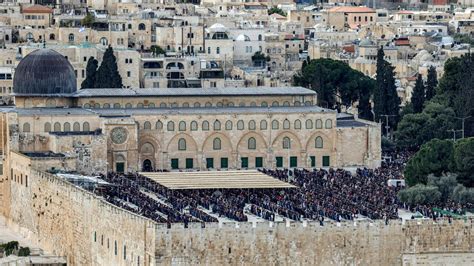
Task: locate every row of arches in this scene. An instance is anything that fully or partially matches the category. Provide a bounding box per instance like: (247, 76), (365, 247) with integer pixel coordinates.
(83, 100), (313, 109)
(22, 122), (91, 133)
(142, 118), (333, 132)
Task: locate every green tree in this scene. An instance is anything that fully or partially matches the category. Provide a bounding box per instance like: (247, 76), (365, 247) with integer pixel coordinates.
(95, 46), (123, 88)
(452, 184), (474, 204)
(404, 139), (454, 186)
(18, 247), (30, 256)
(411, 74), (425, 113)
(453, 33), (474, 46)
(150, 45), (166, 55)
(425, 66), (437, 101)
(398, 184), (441, 205)
(81, 13), (95, 28)
(453, 137), (474, 187)
(268, 7), (286, 16)
(427, 174), (458, 202)
(251, 51), (270, 67)
(81, 57), (98, 89)
(373, 47), (386, 122)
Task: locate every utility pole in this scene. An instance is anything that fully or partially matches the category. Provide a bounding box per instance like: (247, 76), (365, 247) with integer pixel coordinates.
(447, 129), (463, 142)
(454, 116), (471, 139)
(380, 114), (397, 139)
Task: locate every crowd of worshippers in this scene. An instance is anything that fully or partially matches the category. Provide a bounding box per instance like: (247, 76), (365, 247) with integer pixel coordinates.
(91, 151), (468, 224)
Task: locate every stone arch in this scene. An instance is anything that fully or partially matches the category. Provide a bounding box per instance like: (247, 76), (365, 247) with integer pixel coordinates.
(166, 133), (198, 152)
(271, 131), (302, 151)
(139, 136), (161, 170)
(201, 132), (233, 153)
(305, 131), (333, 152)
(166, 133), (199, 169)
(236, 131), (268, 168)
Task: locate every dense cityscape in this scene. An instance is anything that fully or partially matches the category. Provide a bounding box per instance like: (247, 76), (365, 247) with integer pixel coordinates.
(0, 0), (473, 265)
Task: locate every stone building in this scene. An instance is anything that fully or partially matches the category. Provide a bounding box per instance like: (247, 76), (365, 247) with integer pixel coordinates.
(3, 48), (381, 175)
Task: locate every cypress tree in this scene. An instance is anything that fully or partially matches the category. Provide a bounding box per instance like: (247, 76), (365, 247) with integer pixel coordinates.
(411, 74), (425, 113)
(425, 66), (437, 101)
(95, 46), (123, 88)
(383, 62), (401, 128)
(373, 46), (386, 122)
(81, 57), (98, 89)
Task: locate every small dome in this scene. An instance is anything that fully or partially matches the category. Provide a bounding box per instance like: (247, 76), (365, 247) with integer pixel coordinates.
(13, 49), (77, 95)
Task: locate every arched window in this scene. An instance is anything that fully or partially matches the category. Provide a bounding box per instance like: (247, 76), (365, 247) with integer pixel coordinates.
(68, 33), (74, 43)
(205, 102), (212, 107)
(305, 101), (312, 106)
(283, 119), (290, 129)
(261, 101), (268, 107)
(227, 102), (234, 107)
(178, 138), (186, 151)
(294, 101), (301, 107)
(248, 137), (256, 150)
(191, 121), (198, 131)
(305, 119), (313, 129)
(138, 23), (146, 30)
(125, 103), (132, 108)
(250, 102), (257, 107)
(160, 103), (167, 108)
(23, 123), (30, 133)
(283, 101), (290, 107)
(64, 122), (71, 132)
(148, 103), (155, 108)
(272, 120), (279, 130)
(217, 102), (223, 107)
(239, 102), (245, 107)
(272, 101), (279, 107)
(84, 103), (91, 108)
(258, 34), (262, 41)
(248, 120), (256, 130)
(283, 137), (291, 149)
(144, 121), (151, 130)
(167, 121), (175, 131)
(194, 102), (201, 108)
(156, 121), (163, 130)
(237, 120), (244, 130)
(214, 120), (221, 131)
(202, 121), (209, 131)
(179, 121), (186, 131)
(113, 103), (121, 108)
(26, 32), (34, 40)
(225, 120), (232, 130)
(316, 119), (323, 129)
(213, 138), (221, 150)
(44, 122), (51, 132)
(137, 103), (144, 108)
(325, 119), (333, 129)
(315, 137), (323, 148)
(54, 122), (61, 132)
(94, 103), (100, 108)
(294, 120), (302, 129)
(182, 102), (189, 108)
(100, 37), (108, 46)
(73, 122), (80, 131)
(83, 122), (90, 132)
(103, 103), (110, 108)
(260, 120), (267, 130)
(49, 33), (55, 40)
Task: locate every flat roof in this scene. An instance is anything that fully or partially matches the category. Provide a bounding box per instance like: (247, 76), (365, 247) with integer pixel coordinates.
(74, 87), (316, 98)
(140, 170), (296, 190)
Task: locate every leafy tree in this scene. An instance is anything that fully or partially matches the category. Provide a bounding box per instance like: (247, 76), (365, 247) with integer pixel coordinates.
(81, 57), (98, 89)
(404, 139), (454, 186)
(411, 74), (425, 113)
(293, 58), (375, 119)
(453, 137), (474, 187)
(452, 184), (474, 204)
(150, 45), (166, 55)
(427, 173), (458, 202)
(398, 184), (441, 205)
(251, 51), (270, 67)
(373, 47), (401, 129)
(453, 33), (474, 46)
(425, 66), (437, 101)
(81, 13), (95, 28)
(268, 7), (286, 16)
(18, 247), (30, 256)
(95, 46), (123, 88)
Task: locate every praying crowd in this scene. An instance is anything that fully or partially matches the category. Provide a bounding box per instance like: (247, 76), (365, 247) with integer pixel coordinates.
(87, 151), (470, 224)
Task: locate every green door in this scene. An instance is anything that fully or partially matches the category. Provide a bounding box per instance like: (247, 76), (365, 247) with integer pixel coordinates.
(310, 156), (316, 167)
(185, 158), (193, 169)
(276, 157), (283, 168)
(220, 158), (228, 168)
(241, 157), (248, 168)
(206, 158), (214, 169)
(290, 156), (298, 168)
(322, 156), (330, 167)
(171, 159), (179, 169)
(116, 162), (125, 173)
(255, 157), (263, 168)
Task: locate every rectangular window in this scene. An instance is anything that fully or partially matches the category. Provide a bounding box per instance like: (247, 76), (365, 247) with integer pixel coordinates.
(310, 156), (316, 167)
(255, 157), (263, 168)
(127, 71), (131, 77)
(116, 163), (125, 173)
(25, 175), (28, 187)
(322, 156), (330, 167)
(276, 157), (283, 168)
(220, 157), (228, 169)
(171, 159), (179, 169)
(185, 158), (193, 169)
(290, 156), (298, 168)
(241, 157), (248, 168)
(206, 158), (214, 169)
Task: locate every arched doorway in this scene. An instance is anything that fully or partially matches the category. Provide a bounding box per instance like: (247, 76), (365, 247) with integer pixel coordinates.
(142, 159), (153, 172)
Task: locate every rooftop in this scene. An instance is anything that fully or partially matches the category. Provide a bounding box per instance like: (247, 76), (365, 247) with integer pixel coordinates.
(22, 4), (53, 14)
(328, 6), (375, 13)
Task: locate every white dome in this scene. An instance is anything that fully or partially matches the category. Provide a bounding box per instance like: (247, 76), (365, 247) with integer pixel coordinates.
(209, 23), (227, 32)
(235, 34), (250, 41)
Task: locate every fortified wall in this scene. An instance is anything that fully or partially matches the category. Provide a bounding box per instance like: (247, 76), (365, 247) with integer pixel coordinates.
(0, 151), (473, 265)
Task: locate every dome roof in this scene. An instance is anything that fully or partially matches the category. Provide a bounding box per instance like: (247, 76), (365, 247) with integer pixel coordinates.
(13, 49), (77, 95)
